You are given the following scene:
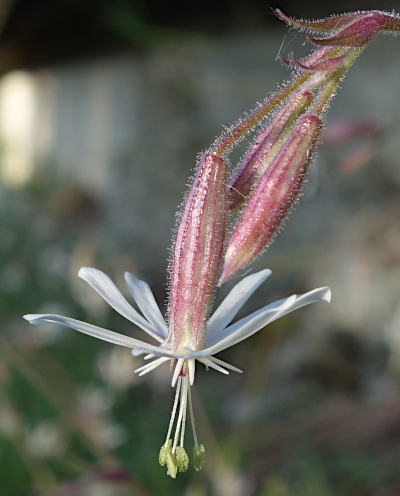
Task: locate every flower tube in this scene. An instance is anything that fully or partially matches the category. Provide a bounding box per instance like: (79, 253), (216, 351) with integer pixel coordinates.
(168, 152), (227, 353)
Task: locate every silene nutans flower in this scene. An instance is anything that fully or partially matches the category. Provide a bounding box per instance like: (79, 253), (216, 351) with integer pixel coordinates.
(23, 8), (400, 477)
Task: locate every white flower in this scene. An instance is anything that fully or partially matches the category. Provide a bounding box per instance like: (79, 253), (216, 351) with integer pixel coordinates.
(24, 266), (330, 476)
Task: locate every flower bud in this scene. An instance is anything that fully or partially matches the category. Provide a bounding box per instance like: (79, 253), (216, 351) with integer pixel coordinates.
(228, 91), (312, 209)
(276, 9), (400, 48)
(193, 443), (205, 471)
(220, 114), (322, 285)
(308, 15), (382, 47)
(285, 53), (346, 72)
(276, 9), (372, 33)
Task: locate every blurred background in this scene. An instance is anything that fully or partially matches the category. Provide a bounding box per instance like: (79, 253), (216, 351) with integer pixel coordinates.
(1, 0), (400, 495)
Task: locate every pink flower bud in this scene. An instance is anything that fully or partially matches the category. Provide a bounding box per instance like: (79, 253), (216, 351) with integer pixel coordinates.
(276, 9), (400, 48)
(228, 91), (313, 209)
(308, 14), (383, 47)
(275, 9), (372, 33)
(219, 115), (322, 285)
(283, 52), (347, 72)
(168, 153), (227, 351)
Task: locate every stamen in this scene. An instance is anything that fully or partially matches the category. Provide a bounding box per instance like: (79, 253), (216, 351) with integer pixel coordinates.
(180, 376), (189, 447)
(193, 443), (205, 471)
(165, 376), (182, 443)
(187, 380), (198, 447)
(172, 376), (187, 452)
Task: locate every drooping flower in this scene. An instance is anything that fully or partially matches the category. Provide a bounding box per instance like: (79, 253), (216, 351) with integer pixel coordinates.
(23, 148), (329, 478)
(24, 267), (330, 476)
(24, 145), (330, 476)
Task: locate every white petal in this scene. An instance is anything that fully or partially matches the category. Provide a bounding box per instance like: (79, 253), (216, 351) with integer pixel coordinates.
(171, 358), (184, 387)
(143, 353), (156, 360)
(198, 358), (229, 375)
(78, 267), (164, 342)
(187, 358), (196, 386)
(209, 356), (243, 374)
(206, 269), (272, 339)
(23, 314), (179, 358)
(206, 294), (295, 348)
(124, 272), (168, 337)
(134, 357), (169, 374)
(194, 286), (331, 356)
(136, 357), (170, 376)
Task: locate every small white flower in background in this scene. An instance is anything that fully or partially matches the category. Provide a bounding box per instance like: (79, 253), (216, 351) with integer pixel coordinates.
(0, 404), (20, 438)
(97, 347), (140, 390)
(77, 385), (114, 414)
(25, 421), (65, 458)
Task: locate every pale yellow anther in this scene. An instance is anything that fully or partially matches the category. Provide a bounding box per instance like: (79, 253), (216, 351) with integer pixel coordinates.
(175, 446), (189, 472)
(193, 443), (205, 471)
(159, 439), (172, 467)
(166, 450), (178, 479)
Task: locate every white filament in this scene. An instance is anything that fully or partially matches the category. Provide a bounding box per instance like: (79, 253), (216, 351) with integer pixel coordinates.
(165, 376), (182, 444)
(172, 376), (187, 452)
(187, 381), (198, 446)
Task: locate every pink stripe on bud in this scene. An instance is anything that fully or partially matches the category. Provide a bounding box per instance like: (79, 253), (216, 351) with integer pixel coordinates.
(219, 115), (322, 285)
(228, 91), (313, 209)
(168, 153), (227, 351)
